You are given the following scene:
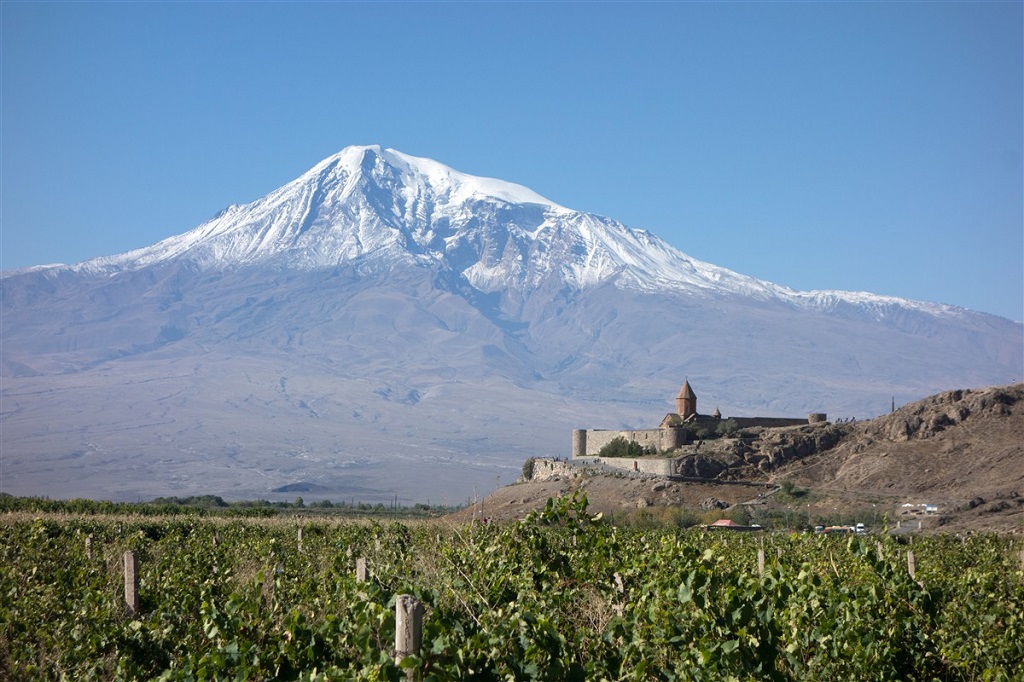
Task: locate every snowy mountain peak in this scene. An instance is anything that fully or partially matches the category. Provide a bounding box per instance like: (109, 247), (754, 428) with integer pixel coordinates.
(24, 146), (967, 320)
(74, 146), (771, 298)
(311, 145), (565, 210)
(73, 145), (576, 276)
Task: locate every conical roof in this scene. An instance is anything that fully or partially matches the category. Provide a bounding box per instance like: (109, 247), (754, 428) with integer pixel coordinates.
(677, 380), (696, 400)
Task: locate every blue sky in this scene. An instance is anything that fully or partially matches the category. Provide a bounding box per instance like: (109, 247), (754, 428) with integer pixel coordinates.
(2, 1), (1021, 320)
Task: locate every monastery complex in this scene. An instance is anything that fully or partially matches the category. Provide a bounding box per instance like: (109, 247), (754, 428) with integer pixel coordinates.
(572, 381), (827, 459)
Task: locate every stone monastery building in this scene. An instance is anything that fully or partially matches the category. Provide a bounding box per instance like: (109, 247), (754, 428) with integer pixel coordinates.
(571, 381), (826, 459)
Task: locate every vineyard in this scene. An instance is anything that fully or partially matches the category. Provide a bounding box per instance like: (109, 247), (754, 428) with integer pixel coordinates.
(2, 494), (1022, 681)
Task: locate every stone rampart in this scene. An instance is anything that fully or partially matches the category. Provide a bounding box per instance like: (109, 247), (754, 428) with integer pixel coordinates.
(726, 416), (812, 429)
(595, 456), (676, 476)
(529, 459), (583, 481)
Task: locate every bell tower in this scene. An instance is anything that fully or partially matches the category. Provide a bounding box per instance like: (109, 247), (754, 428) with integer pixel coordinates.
(676, 380), (697, 419)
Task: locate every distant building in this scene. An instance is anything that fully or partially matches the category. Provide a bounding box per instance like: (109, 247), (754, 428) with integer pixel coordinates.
(705, 519), (763, 532)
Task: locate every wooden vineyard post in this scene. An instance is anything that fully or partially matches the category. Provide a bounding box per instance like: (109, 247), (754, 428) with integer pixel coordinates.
(356, 557), (367, 583)
(876, 541), (884, 562)
(612, 572), (626, 617)
(907, 550), (916, 580)
(85, 535), (93, 560)
(395, 594), (423, 679)
(297, 527), (303, 554)
(124, 550), (139, 615)
(757, 548), (765, 576)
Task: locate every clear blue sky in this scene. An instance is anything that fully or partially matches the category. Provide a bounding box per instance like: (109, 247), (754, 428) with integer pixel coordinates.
(2, 1), (1021, 320)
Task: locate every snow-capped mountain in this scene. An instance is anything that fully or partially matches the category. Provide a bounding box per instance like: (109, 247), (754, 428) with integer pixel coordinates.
(2, 146), (1020, 503)
(31, 146), (869, 302)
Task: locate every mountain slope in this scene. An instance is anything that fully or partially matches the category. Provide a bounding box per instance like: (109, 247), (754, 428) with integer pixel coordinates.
(1, 146), (1021, 503)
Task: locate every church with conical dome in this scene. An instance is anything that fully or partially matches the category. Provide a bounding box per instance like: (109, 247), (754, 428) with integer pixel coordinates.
(676, 380), (697, 420)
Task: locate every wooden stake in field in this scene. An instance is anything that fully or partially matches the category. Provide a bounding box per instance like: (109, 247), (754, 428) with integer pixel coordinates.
(395, 594), (423, 679)
(356, 557), (367, 583)
(757, 548), (765, 576)
(124, 550), (139, 615)
(907, 550), (916, 579)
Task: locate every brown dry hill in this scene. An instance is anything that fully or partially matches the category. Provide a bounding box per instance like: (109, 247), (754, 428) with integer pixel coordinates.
(786, 382), (1023, 533)
(452, 383), (1024, 533)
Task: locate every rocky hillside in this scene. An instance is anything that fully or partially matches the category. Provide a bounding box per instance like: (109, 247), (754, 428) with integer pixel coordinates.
(462, 383), (1023, 532)
(786, 383), (1023, 532)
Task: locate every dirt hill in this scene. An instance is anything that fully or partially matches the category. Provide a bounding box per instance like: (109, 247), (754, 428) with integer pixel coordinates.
(452, 383), (1024, 533)
(786, 383), (1023, 533)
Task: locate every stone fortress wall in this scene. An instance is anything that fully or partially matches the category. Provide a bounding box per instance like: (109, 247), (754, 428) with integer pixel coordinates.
(594, 456), (675, 476)
(531, 455), (675, 480)
(573, 427), (685, 458)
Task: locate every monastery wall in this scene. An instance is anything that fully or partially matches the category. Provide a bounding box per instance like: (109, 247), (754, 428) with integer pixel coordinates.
(593, 456), (676, 476)
(573, 428), (685, 457)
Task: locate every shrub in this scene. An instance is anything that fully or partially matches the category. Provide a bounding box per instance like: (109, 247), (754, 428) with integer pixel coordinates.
(598, 436), (646, 458)
(684, 424), (714, 441)
(776, 480), (808, 502)
(727, 506), (752, 525)
(715, 419), (740, 438)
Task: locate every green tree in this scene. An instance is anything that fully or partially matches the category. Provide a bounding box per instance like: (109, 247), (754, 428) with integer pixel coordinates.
(715, 419), (740, 438)
(598, 436), (645, 458)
